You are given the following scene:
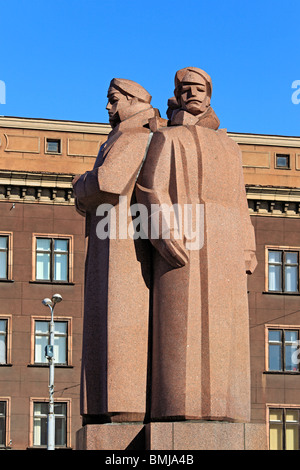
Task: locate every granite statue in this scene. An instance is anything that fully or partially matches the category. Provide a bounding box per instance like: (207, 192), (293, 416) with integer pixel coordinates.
(73, 78), (157, 423)
(73, 68), (257, 427)
(136, 67), (257, 422)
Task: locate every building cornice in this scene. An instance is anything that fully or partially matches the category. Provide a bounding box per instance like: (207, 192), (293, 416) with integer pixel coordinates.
(1, 170), (300, 218)
(229, 132), (300, 148)
(246, 185), (300, 200)
(1, 117), (299, 147)
(246, 185), (300, 217)
(0, 170), (74, 205)
(0, 116), (111, 135)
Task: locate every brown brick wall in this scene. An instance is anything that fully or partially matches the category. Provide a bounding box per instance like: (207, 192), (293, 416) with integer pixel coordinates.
(249, 215), (300, 426)
(0, 200), (85, 449)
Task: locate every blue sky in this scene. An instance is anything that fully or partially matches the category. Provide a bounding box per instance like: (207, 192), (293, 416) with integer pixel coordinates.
(0, 0), (299, 136)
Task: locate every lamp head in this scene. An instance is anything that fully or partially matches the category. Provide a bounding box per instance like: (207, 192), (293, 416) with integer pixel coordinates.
(42, 298), (53, 307)
(52, 294), (62, 305)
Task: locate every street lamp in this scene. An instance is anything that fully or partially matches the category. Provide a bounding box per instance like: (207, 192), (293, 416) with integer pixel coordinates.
(42, 294), (63, 450)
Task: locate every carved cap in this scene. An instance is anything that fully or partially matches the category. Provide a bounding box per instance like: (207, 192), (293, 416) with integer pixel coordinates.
(109, 78), (152, 104)
(174, 67), (212, 98)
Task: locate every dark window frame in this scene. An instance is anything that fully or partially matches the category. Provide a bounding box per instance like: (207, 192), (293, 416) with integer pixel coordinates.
(35, 237), (69, 283)
(0, 319), (8, 365)
(0, 401), (7, 448)
(46, 138), (61, 154)
(275, 153), (290, 169)
(269, 407), (300, 450)
(0, 235), (9, 280)
(34, 319), (68, 366)
(268, 249), (299, 293)
(268, 328), (300, 372)
(32, 401), (68, 448)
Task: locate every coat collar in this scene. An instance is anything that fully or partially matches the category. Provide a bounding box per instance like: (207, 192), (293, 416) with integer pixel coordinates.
(170, 106), (220, 130)
(109, 106), (156, 137)
(93, 107), (157, 169)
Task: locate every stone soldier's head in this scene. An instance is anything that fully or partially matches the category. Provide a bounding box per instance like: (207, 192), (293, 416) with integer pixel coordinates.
(174, 67), (212, 116)
(106, 78), (152, 128)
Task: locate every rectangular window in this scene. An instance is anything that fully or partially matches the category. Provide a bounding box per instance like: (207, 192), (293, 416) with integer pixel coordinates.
(267, 327), (299, 372)
(0, 319), (8, 364)
(35, 237), (69, 282)
(0, 401), (6, 447)
(275, 153), (290, 169)
(46, 138), (61, 154)
(0, 233), (12, 281)
(268, 249), (299, 293)
(269, 408), (300, 450)
(34, 320), (68, 365)
(0, 236), (8, 280)
(33, 402), (67, 448)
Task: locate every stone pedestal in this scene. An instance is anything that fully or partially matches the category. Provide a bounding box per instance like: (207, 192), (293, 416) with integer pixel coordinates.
(76, 421), (267, 450)
(76, 423), (145, 450)
(145, 421), (267, 450)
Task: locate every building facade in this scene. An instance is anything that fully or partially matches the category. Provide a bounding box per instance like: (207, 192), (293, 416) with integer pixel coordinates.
(0, 117), (109, 449)
(0, 117), (299, 449)
(240, 132), (300, 450)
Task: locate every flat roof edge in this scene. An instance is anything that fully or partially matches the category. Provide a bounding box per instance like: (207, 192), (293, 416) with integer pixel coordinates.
(0, 116), (111, 134)
(0, 116), (299, 146)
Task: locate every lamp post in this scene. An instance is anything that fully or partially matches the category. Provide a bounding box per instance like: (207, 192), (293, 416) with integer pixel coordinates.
(42, 294), (63, 450)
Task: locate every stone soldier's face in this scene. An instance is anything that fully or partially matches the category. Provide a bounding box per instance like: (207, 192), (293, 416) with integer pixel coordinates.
(106, 87), (130, 127)
(179, 76), (209, 116)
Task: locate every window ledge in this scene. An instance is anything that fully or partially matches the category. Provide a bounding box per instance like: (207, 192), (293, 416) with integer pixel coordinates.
(27, 446), (72, 450)
(45, 152), (62, 155)
(264, 370), (300, 375)
(263, 291), (300, 296)
(0, 363), (12, 367)
(29, 280), (74, 286)
(0, 279), (14, 283)
(27, 363), (73, 368)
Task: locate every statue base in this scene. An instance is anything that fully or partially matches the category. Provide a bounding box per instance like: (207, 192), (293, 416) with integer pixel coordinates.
(76, 421), (267, 450)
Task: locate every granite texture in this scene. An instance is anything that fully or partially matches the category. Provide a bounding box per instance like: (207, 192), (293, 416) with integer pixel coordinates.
(145, 421), (267, 450)
(73, 68), (257, 427)
(76, 423), (145, 450)
(136, 67), (257, 421)
(76, 421), (267, 450)
(73, 79), (156, 421)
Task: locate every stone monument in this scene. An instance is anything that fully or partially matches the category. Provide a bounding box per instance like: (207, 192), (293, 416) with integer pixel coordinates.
(74, 70), (267, 450)
(73, 78), (156, 424)
(136, 66), (257, 422)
